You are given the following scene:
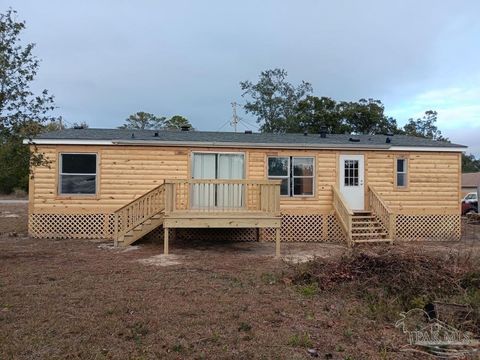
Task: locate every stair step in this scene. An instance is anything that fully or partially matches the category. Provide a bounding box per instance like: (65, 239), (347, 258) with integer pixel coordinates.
(354, 211), (372, 215)
(352, 216), (376, 220)
(352, 221), (380, 225)
(352, 227), (384, 231)
(352, 232), (388, 237)
(353, 239), (393, 243)
(353, 227), (384, 231)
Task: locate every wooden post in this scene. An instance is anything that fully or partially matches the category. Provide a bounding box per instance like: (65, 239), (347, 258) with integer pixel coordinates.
(114, 212), (119, 247)
(164, 226), (169, 255)
(389, 213), (396, 242)
(275, 227), (281, 258)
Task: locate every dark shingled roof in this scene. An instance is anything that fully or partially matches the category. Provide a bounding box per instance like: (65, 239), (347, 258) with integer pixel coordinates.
(33, 128), (466, 149)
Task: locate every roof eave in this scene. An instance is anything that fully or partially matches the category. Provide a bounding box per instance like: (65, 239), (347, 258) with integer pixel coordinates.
(25, 138), (467, 152)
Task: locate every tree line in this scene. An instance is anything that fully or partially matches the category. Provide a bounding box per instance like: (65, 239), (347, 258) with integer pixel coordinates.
(240, 68), (446, 140)
(0, 9), (478, 194)
(240, 69), (480, 171)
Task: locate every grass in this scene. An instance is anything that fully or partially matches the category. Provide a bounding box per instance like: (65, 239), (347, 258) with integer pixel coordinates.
(288, 332), (313, 348)
(1, 207), (479, 359)
(296, 283), (318, 297)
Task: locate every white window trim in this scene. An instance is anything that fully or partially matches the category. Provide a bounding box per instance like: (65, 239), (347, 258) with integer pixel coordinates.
(292, 157), (315, 196)
(267, 156), (315, 197)
(58, 153), (98, 196)
(395, 158), (408, 188)
(191, 151), (246, 179)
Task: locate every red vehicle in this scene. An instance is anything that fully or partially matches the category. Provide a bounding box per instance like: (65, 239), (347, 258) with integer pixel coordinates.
(462, 200), (478, 216)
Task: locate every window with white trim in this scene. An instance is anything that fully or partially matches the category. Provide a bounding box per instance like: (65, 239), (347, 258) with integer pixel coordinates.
(59, 153), (97, 195)
(268, 156), (314, 196)
(396, 158), (407, 188)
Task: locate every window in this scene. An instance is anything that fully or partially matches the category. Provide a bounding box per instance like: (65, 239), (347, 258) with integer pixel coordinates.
(191, 152), (245, 208)
(268, 156), (314, 196)
(59, 153), (97, 195)
(396, 158), (407, 188)
(465, 193), (477, 201)
(268, 157), (290, 195)
(344, 160), (359, 186)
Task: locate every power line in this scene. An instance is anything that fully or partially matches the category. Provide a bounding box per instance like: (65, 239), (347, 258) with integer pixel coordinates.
(217, 119), (231, 132)
(239, 118), (259, 130)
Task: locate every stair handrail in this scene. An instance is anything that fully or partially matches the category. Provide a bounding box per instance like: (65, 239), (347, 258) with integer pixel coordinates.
(332, 185), (354, 246)
(367, 185), (395, 240)
(114, 183), (166, 246)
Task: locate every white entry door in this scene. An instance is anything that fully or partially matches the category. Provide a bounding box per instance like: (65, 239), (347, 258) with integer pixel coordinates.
(339, 154), (365, 210)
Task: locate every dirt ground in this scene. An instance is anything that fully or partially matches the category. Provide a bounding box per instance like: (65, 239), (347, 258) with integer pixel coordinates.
(1, 203), (479, 359)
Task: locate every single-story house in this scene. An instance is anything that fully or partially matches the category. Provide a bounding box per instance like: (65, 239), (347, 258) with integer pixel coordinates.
(25, 128), (466, 256)
(461, 172), (480, 198)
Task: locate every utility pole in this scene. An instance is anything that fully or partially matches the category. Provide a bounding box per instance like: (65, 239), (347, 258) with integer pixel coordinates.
(231, 102), (239, 132)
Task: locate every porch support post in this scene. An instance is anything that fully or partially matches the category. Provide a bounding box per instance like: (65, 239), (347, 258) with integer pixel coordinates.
(164, 226), (169, 255)
(275, 227), (281, 258)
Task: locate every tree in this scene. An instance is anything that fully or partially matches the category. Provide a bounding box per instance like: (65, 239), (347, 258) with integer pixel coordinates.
(119, 112), (165, 129)
(240, 70), (400, 135)
(292, 96), (349, 134)
(340, 98), (399, 135)
(71, 121), (89, 129)
(0, 9), (58, 193)
(462, 153), (480, 173)
(163, 115), (192, 130)
(403, 110), (447, 141)
(41, 118), (88, 133)
(240, 68), (312, 133)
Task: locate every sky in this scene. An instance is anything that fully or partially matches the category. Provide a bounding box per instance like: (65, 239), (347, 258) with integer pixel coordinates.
(8, 0), (480, 155)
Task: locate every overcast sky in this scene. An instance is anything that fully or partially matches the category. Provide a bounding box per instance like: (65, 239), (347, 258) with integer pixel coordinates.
(9, 0), (480, 155)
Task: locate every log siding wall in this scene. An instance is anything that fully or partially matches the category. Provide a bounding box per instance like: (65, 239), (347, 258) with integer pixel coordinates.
(29, 144), (461, 241)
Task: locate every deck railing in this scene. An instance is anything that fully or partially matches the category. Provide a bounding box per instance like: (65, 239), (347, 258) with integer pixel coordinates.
(164, 179), (281, 215)
(113, 183), (165, 245)
(367, 185), (395, 240)
(332, 185), (354, 246)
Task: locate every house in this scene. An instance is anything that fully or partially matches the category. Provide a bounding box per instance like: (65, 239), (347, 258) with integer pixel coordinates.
(25, 128), (466, 256)
(461, 172), (480, 198)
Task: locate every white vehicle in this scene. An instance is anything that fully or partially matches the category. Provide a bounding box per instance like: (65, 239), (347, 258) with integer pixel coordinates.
(462, 192), (478, 203)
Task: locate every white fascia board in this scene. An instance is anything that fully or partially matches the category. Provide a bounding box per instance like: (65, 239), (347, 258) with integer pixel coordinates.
(388, 146), (466, 152)
(24, 139), (114, 145)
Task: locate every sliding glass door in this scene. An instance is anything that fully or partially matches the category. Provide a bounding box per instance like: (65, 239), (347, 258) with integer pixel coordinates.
(191, 153), (245, 209)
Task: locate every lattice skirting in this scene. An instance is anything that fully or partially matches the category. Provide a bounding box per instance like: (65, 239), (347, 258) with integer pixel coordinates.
(143, 227), (258, 242)
(29, 213), (114, 239)
(260, 212), (347, 243)
(29, 212), (461, 243)
(394, 214), (461, 241)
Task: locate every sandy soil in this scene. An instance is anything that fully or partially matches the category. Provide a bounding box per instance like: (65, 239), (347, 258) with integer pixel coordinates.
(0, 204), (479, 359)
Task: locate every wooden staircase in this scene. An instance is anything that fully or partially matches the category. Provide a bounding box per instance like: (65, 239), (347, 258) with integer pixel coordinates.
(114, 184), (166, 247)
(351, 211), (392, 244)
(333, 185), (395, 246)
(116, 212), (165, 247)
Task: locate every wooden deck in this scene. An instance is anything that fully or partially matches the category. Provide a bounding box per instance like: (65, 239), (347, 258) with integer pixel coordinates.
(113, 179), (282, 256)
